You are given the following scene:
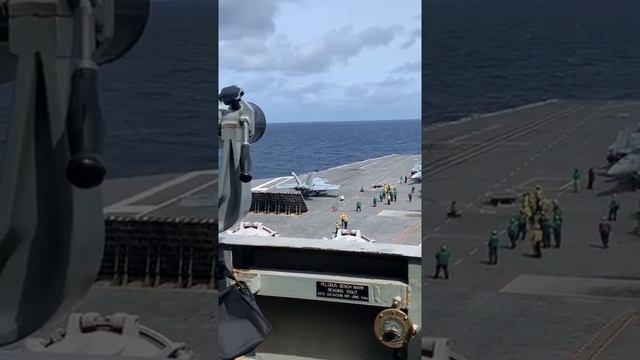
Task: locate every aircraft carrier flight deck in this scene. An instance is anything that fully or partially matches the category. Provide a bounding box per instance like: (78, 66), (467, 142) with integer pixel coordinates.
(423, 99), (640, 360)
(13, 170), (220, 359)
(240, 153), (422, 246)
(14, 154), (421, 359)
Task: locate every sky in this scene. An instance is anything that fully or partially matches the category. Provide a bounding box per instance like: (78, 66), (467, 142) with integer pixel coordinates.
(219, 0), (421, 123)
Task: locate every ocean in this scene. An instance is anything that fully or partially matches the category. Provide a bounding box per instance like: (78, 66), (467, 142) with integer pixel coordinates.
(246, 119), (421, 179)
(424, 0), (640, 124)
(0, 0), (216, 178)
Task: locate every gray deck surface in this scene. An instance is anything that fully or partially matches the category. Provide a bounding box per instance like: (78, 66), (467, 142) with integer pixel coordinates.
(423, 99), (640, 359)
(60, 171), (216, 358)
(240, 154), (422, 245)
(0, 171), (219, 358)
(103, 169), (217, 220)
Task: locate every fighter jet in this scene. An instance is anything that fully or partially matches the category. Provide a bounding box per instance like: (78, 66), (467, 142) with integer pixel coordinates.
(606, 126), (640, 182)
(609, 126), (640, 158)
(276, 172), (340, 196)
(410, 170), (422, 182)
(410, 163), (422, 175)
(607, 151), (640, 178)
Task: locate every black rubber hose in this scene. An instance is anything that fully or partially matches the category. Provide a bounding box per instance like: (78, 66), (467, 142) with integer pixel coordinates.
(65, 67), (106, 188)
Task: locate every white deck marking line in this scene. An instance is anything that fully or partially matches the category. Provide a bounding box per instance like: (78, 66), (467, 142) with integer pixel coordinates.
(466, 203), (473, 209)
(454, 258), (464, 266)
(559, 180), (573, 190)
(445, 123), (503, 143)
(589, 313), (638, 360)
(135, 179), (219, 217)
(445, 133), (473, 144)
(251, 176), (292, 191)
(394, 220), (422, 244)
(470, 248), (479, 255)
(479, 124), (503, 132)
(259, 176), (297, 191)
(104, 171), (214, 212)
(104, 205), (156, 213)
(433, 225), (442, 232)
(360, 160), (380, 169)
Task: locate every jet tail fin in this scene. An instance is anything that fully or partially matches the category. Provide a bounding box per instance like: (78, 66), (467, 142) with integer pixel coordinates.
(613, 128), (632, 153)
(291, 172), (303, 186)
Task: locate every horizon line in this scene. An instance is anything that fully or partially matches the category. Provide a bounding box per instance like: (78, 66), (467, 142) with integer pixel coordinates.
(268, 118), (420, 124)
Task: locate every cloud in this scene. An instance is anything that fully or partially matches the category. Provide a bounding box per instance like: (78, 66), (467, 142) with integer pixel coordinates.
(219, 1), (421, 121)
(219, 0), (301, 41)
(278, 76), (419, 120)
(239, 75), (281, 93)
(344, 76), (418, 103)
(400, 28), (421, 49)
(391, 61), (421, 73)
(220, 22), (403, 75)
(250, 75), (416, 107)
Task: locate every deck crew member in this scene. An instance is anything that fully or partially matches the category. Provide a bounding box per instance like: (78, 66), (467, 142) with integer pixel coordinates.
(356, 201), (362, 212)
(552, 213), (563, 248)
(408, 192), (413, 202)
(522, 201), (533, 223)
(540, 213), (551, 248)
(340, 212), (349, 229)
(517, 211), (528, 240)
(335, 221), (340, 234)
(531, 224), (543, 258)
(373, 197), (377, 207)
(487, 230), (499, 265)
(599, 217), (612, 248)
(522, 192), (531, 209)
(572, 168), (581, 193)
(587, 167), (596, 189)
(447, 201), (461, 218)
(405, 176), (408, 183)
(507, 217), (518, 249)
(523, 193), (534, 221)
(411, 185), (415, 194)
(434, 245), (450, 280)
(608, 194), (620, 221)
(534, 186), (544, 214)
(552, 199), (562, 218)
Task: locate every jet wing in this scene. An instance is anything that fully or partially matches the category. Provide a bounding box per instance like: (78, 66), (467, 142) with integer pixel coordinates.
(275, 182), (300, 189)
(310, 184), (340, 191)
